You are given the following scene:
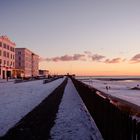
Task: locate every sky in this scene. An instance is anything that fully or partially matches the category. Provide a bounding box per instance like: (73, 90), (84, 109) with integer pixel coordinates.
(0, 0), (140, 76)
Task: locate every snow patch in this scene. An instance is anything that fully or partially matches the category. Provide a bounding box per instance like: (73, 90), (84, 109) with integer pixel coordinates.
(82, 79), (140, 107)
(50, 79), (103, 140)
(0, 78), (65, 136)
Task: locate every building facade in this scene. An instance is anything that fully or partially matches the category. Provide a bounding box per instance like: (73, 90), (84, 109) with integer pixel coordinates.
(0, 36), (15, 79)
(15, 48), (39, 78)
(39, 70), (49, 77)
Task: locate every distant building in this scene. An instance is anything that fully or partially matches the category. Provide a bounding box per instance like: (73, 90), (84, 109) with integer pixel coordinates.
(15, 48), (39, 78)
(39, 70), (49, 77)
(0, 36), (16, 79)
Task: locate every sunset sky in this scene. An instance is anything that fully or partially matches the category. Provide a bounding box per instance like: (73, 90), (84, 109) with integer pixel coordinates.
(0, 0), (140, 76)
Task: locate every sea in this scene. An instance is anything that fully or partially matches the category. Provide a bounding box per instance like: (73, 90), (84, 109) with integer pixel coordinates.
(75, 76), (140, 82)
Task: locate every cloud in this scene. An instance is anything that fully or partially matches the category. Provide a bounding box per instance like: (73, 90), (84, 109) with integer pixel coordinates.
(91, 54), (105, 62)
(84, 51), (92, 55)
(130, 53), (140, 63)
(104, 58), (122, 63)
(44, 54), (86, 62)
(39, 51), (126, 64)
(84, 51), (106, 62)
(73, 54), (86, 61)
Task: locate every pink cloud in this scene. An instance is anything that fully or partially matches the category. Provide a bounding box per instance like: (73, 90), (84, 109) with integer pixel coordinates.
(84, 51), (106, 62)
(130, 54), (140, 63)
(91, 54), (105, 62)
(73, 54), (86, 61)
(44, 54), (86, 62)
(39, 51), (126, 64)
(104, 58), (122, 63)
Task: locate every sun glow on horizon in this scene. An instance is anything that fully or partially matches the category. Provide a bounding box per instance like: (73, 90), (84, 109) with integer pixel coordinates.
(39, 59), (140, 76)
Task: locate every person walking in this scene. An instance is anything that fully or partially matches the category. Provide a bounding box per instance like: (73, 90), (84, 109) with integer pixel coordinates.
(106, 86), (108, 92)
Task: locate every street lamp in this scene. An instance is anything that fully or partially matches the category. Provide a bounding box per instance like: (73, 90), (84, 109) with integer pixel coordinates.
(0, 63), (1, 79)
(9, 64), (12, 79)
(31, 53), (34, 78)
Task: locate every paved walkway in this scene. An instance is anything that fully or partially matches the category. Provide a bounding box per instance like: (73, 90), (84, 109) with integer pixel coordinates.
(0, 79), (68, 140)
(0, 79), (14, 83)
(0, 78), (103, 140)
(51, 79), (103, 140)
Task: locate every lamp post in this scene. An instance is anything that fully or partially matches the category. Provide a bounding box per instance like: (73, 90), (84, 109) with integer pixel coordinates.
(0, 63), (1, 79)
(31, 53), (34, 78)
(9, 64), (12, 79)
(3, 64), (5, 79)
(6, 66), (8, 81)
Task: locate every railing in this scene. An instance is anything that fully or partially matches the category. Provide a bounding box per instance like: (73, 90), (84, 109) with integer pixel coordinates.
(72, 78), (140, 140)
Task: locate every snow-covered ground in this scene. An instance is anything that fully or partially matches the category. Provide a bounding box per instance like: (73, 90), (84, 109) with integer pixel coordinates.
(81, 79), (140, 106)
(51, 79), (103, 140)
(0, 78), (65, 136)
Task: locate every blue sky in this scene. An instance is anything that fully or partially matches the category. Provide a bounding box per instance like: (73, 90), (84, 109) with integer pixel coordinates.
(0, 0), (140, 75)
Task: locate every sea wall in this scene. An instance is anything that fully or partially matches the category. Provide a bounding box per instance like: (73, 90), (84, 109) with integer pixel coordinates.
(72, 78), (140, 140)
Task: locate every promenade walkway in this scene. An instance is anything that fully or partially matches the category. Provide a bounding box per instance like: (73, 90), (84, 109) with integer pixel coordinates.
(0, 78), (102, 140)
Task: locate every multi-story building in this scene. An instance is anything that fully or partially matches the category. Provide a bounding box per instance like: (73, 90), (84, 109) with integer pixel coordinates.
(15, 48), (39, 78)
(0, 36), (16, 79)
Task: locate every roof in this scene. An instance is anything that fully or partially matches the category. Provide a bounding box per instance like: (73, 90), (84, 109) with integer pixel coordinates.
(15, 48), (39, 57)
(0, 35), (16, 46)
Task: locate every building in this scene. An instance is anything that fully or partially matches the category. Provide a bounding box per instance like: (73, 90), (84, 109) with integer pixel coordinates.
(15, 48), (39, 78)
(0, 36), (16, 79)
(39, 69), (49, 77)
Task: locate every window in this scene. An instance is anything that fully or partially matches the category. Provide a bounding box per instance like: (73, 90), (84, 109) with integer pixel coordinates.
(0, 50), (1, 56)
(4, 44), (6, 48)
(7, 61), (9, 66)
(7, 52), (9, 58)
(3, 51), (6, 57)
(7, 45), (9, 50)
(19, 62), (21, 67)
(10, 46), (14, 52)
(18, 51), (21, 55)
(4, 60), (6, 65)
(0, 59), (2, 64)
(19, 56), (21, 61)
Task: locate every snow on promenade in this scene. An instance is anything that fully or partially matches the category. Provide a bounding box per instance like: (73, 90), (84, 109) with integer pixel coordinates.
(82, 79), (140, 106)
(0, 78), (65, 136)
(51, 79), (103, 140)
